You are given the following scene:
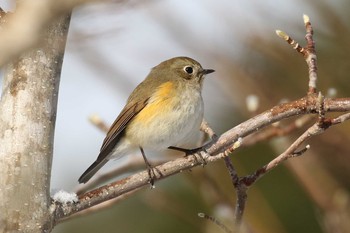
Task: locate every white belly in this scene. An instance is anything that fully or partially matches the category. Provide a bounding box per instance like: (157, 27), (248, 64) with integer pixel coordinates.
(127, 89), (203, 150)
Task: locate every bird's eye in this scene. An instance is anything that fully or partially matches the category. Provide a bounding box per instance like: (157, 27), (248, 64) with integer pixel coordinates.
(184, 66), (193, 74)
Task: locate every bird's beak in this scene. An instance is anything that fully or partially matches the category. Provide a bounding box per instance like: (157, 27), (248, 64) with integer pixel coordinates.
(201, 69), (215, 75)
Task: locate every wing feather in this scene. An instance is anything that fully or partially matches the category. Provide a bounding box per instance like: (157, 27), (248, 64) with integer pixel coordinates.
(78, 99), (148, 183)
(99, 99), (148, 154)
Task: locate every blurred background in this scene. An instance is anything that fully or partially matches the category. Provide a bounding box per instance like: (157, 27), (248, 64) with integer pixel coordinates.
(2, 0), (350, 232)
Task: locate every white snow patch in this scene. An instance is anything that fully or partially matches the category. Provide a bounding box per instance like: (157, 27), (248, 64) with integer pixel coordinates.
(52, 190), (78, 204)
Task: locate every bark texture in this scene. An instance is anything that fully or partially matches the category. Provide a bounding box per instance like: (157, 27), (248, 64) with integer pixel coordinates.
(0, 15), (70, 233)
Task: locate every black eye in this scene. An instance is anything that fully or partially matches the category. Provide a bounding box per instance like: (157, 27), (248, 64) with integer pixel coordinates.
(184, 66), (193, 74)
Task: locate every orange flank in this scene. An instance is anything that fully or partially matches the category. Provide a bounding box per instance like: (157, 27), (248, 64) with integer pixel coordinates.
(134, 81), (174, 124)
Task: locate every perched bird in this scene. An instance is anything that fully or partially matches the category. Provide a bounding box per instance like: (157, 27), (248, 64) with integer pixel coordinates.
(78, 57), (214, 184)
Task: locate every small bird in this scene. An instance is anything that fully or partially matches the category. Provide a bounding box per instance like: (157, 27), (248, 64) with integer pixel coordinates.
(78, 57), (214, 184)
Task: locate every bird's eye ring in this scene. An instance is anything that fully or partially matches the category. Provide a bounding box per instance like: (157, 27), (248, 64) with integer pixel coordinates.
(184, 66), (193, 74)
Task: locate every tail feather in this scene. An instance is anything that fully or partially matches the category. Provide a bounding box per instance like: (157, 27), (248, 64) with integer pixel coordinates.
(78, 159), (108, 183)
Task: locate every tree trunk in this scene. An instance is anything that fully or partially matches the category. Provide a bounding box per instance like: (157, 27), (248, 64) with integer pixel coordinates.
(0, 14), (71, 233)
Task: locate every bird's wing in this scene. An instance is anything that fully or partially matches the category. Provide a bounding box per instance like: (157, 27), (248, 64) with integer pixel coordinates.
(78, 98), (148, 183)
(99, 98), (148, 155)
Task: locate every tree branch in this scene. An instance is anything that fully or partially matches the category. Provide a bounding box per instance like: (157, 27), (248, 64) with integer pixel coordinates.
(276, 14), (318, 94)
(51, 95), (350, 223)
(0, 0), (127, 67)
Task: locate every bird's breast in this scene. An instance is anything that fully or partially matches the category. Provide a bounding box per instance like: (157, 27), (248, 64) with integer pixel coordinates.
(126, 81), (203, 149)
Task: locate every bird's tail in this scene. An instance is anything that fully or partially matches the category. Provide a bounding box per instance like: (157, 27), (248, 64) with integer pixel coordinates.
(78, 159), (108, 183)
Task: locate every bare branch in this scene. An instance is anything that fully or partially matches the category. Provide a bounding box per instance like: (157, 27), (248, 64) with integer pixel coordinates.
(89, 114), (110, 133)
(0, 0), (125, 67)
(59, 186), (141, 223)
(276, 14), (318, 94)
(243, 109), (350, 187)
(223, 156), (247, 228)
(303, 14), (318, 94)
(331, 112), (350, 125)
(316, 92), (326, 123)
(198, 213), (233, 233)
(275, 30), (306, 55)
(50, 95), (350, 223)
(75, 156), (168, 195)
(243, 115), (312, 146)
(200, 119), (218, 140)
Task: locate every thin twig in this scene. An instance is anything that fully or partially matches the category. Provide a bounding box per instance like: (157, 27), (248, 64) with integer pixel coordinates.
(223, 157), (247, 227)
(243, 115), (312, 146)
(200, 119), (218, 140)
(198, 213), (233, 233)
(89, 114), (109, 133)
(275, 30), (306, 55)
(242, 112), (350, 187)
(316, 92), (325, 123)
(249, 124), (317, 184)
(200, 121), (246, 230)
(303, 14), (318, 94)
(331, 112), (350, 125)
(276, 14), (318, 94)
(201, 121), (247, 229)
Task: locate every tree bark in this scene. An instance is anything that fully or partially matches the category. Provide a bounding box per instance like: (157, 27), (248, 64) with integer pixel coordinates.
(0, 14), (71, 233)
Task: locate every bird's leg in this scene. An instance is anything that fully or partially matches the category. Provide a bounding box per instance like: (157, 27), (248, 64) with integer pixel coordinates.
(168, 146), (207, 165)
(139, 147), (157, 187)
